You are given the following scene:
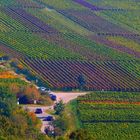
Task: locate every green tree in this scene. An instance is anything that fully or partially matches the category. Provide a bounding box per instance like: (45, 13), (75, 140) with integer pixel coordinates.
(77, 74), (86, 90)
(54, 100), (65, 115)
(0, 87), (16, 117)
(18, 85), (40, 104)
(69, 129), (94, 140)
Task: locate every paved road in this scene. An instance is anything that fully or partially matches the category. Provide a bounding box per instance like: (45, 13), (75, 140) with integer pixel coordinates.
(24, 106), (54, 134)
(23, 91), (88, 134)
(52, 92), (88, 103)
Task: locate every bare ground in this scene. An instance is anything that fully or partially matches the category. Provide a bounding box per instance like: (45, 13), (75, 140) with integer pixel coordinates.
(52, 91), (89, 103)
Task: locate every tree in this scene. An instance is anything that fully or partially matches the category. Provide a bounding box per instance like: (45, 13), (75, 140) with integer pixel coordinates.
(0, 86), (45, 140)
(54, 127), (63, 137)
(24, 85), (40, 100)
(9, 83), (20, 94)
(54, 100), (64, 115)
(18, 85), (40, 104)
(0, 87), (17, 117)
(77, 74), (86, 90)
(53, 118), (67, 132)
(69, 129), (94, 140)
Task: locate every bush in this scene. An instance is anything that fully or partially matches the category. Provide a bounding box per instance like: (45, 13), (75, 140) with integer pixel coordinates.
(0, 87), (17, 117)
(69, 129), (94, 140)
(37, 95), (53, 105)
(54, 100), (65, 115)
(18, 85), (40, 104)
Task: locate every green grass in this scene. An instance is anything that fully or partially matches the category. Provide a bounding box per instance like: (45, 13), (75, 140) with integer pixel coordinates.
(67, 100), (82, 129)
(57, 100), (82, 137)
(0, 78), (26, 87)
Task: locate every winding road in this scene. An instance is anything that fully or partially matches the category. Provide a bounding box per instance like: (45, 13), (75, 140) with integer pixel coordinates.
(24, 91), (88, 133)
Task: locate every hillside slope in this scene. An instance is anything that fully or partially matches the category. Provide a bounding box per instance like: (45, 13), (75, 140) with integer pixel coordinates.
(0, 0), (140, 90)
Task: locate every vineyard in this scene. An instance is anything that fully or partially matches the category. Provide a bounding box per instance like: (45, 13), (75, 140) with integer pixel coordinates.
(76, 91), (140, 140)
(0, 0), (140, 90)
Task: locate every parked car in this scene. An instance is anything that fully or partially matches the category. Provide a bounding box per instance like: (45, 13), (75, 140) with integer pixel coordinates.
(39, 87), (51, 93)
(43, 116), (54, 121)
(35, 108), (42, 114)
(49, 94), (56, 101)
(39, 87), (47, 92)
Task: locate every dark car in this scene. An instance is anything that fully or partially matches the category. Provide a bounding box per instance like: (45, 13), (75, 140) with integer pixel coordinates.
(43, 116), (54, 121)
(49, 94), (56, 101)
(35, 108), (42, 114)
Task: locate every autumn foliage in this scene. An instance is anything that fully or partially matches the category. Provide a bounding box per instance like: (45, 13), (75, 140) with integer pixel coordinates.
(23, 85), (40, 100)
(17, 64), (24, 70)
(0, 71), (17, 79)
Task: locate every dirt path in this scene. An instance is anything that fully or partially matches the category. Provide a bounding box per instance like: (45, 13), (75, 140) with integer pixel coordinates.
(52, 92), (89, 103)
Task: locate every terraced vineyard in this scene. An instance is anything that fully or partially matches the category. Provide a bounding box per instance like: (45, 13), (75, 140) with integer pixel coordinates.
(0, 0), (140, 90)
(76, 92), (140, 140)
